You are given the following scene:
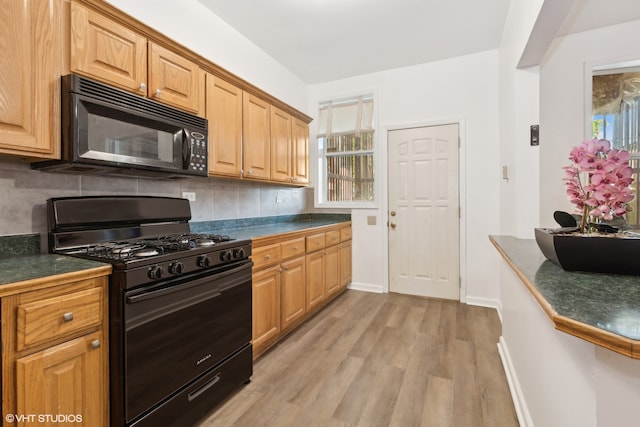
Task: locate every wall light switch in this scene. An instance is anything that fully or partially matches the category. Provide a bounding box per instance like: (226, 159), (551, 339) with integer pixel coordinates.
(367, 216), (377, 225)
(182, 192), (196, 202)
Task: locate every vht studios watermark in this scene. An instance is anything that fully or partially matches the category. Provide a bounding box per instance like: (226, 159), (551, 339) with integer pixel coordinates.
(5, 414), (83, 423)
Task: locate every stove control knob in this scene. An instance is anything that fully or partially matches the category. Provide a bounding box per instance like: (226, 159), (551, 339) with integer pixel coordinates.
(148, 265), (165, 280)
(220, 250), (232, 262)
(233, 248), (245, 259)
(197, 255), (211, 268)
(169, 262), (185, 275)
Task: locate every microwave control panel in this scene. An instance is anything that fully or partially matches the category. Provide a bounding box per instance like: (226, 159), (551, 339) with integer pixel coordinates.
(189, 131), (208, 175)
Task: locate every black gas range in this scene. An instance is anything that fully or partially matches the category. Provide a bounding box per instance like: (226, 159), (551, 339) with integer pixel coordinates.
(47, 196), (253, 427)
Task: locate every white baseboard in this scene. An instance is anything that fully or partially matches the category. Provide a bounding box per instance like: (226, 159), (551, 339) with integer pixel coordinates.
(347, 282), (384, 293)
(497, 336), (533, 427)
(465, 296), (503, 322)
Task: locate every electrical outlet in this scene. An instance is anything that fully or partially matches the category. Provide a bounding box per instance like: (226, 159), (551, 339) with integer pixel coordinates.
(182, 192), (196, 202)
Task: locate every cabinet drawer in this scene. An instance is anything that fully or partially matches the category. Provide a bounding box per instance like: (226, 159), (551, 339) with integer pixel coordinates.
(17, 287), (103, 352)
(325, 230), (341, 247)
(340, 227), (352, 242)
(281, 238), (305, 260)
(252, 243), (281, 269)
(306, 233), (326, 253)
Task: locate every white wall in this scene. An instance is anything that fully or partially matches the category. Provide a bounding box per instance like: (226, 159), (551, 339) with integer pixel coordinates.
(308, 51), (502, 304)
(539, 19), (640, 227)
(105, 0), (308, 113)
(498, 0), (544, 239)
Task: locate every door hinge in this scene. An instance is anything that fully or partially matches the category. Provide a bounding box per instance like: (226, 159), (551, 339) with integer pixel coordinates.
(458, 207), (461, 218)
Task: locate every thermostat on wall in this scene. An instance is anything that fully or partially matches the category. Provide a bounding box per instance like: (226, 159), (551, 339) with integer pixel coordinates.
(530, 124), (539, 146)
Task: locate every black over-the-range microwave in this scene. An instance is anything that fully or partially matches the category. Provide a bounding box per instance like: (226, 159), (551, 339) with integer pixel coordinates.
(32, 74), (208, 178)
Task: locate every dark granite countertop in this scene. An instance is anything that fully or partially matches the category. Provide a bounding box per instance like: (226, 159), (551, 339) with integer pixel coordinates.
(0, 254), (109, 285)
(190, 214), (351, 241)
(490, 235), (640, 358)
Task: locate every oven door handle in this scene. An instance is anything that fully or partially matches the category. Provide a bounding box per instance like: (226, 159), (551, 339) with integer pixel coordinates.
(125, 260), (252, 304)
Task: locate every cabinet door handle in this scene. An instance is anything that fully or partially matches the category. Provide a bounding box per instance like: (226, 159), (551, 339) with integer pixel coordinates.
(139, 82), (146, 91)
(63, 312), (74, 322)
(91, 339), (101, 350)
(155, 89), (161, 96)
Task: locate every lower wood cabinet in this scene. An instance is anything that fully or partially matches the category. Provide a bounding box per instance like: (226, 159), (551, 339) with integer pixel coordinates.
(1, 272), (110, 427)
(280, 256), (306, 331)
(251, 222), (351, 359)
(252, 265), (281, 351)
(16, 330), (105, 423)
(305, 250), (325, 312)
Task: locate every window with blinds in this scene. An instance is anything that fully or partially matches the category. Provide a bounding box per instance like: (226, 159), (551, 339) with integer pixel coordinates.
(317, 95), (375, 203)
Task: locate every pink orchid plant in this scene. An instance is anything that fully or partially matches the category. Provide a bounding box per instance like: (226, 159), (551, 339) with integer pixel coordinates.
(563, 138), (635, 232)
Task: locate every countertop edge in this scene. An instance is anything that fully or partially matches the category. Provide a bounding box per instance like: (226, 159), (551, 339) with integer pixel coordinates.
(489, 235), (640, 359)
(0, 264), (112, 298)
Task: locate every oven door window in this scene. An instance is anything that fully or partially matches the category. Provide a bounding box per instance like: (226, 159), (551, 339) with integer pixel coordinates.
(74, 95), (183, 171)
(122, 261), (252, 422)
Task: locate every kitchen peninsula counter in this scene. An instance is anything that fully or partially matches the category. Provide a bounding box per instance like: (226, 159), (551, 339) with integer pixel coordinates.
(490, 235), (640, 359)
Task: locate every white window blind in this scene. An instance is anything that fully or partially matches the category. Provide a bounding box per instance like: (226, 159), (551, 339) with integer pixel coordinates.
(317, 95), (375, 204)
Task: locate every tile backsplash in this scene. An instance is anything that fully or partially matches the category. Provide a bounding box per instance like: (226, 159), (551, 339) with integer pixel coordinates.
(0, 158), (322, 240)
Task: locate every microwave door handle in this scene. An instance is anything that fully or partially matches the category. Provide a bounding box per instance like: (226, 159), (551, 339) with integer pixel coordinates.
(181, 129), (192, 169)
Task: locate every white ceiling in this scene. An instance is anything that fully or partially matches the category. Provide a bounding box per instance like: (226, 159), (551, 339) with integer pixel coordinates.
(196, 0), (640, 84)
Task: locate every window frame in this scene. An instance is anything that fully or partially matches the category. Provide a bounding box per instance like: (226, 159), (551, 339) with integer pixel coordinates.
(315, 93), (378, 209)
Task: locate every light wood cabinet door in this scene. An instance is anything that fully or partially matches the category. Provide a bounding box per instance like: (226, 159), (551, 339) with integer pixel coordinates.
(206, 75), (243, 177)
(281, 257), (306, 331)
(70, 2), (147, 95)
(149, 42), (204, 115)
(270, 106), (292, 183)
(325, 245), (341, 298)
(243, 93), (271, 180)
(0, 0), (63, 159)
(16, 330), (107, 427)
(252, 265), (281, 351)
(340, 240), (352, 288)
(292, 117), (310, 185)
(306, 251), (325, 312)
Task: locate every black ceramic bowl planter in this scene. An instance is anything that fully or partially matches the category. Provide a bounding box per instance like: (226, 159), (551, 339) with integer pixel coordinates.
(534, 227), (640, 275)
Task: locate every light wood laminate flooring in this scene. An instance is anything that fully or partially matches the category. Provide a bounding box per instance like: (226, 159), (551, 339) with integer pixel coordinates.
(197, 290), (519, 427)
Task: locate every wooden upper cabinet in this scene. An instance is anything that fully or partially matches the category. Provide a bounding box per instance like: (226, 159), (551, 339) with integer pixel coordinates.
(206, 74), (243, 177)
(270, 106), (293, 183)
(148, 42), (204, 114)
(243, 93), (271, 180)
(0, 0), (64, 159)
(292, 117), (310, 185)
(70, 2), (147, 95)
(70, 3), (204, 115)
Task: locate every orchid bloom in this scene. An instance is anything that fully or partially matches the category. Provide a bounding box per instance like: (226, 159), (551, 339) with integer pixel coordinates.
(564, 138), (635, 231)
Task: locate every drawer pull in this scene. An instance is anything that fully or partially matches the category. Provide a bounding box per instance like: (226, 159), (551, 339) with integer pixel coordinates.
(63, 312), (74, 322)
(265, 255), (270, 261)
(293, 246), (299, 251)
(91, 339), (100, 349)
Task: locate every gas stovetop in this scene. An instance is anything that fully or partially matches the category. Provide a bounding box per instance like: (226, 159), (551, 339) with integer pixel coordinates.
(46, 196), (253, 285)
(64, 233), (234, 261)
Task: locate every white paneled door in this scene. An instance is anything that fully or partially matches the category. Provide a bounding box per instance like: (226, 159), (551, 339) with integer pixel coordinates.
(388, 124), (460, 299)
